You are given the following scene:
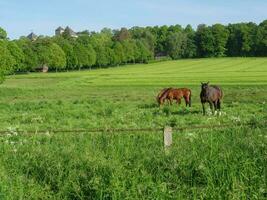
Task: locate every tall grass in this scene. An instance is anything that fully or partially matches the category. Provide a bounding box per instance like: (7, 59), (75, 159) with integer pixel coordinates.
(0, 126), (266, 199)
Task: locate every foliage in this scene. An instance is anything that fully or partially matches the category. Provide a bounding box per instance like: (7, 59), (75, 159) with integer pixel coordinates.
(15, 38), (38, 71)
(0, 27), (7, 40)
(7, 41), (25, 72)
(0, 20), (267, 73)
(0, 40), (15, 75)
(256, 20), (267, 56)
(34, 39), (66, 71)
(211, 24), (229, 57)
(166, 32), (187, 59)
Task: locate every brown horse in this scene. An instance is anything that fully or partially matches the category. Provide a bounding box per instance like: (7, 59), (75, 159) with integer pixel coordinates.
(200, 82), (223, 115)
(158, 88), (192, 107)
(156, 88), (172, 105)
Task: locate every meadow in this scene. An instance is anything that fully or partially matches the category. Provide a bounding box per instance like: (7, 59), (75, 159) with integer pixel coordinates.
(0, 58), (266, 199)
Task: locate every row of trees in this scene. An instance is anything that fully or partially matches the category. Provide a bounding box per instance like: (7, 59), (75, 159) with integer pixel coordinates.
(0, 20), (266, 74)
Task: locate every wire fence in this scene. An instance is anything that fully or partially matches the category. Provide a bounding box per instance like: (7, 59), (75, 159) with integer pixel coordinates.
(0, 121), (265, 136)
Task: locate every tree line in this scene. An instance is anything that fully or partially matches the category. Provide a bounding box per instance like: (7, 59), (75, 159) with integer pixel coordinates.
(0, 20), (266, 76)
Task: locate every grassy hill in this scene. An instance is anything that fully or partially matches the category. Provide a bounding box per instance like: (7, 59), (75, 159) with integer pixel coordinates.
(0, 57), (266, 130)
(5, 57), (267, 87)
(0, 58), (266, 199)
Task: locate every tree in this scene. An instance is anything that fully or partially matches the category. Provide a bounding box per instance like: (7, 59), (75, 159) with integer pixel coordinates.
(211, 24), (229, 57)
(86, 44), (97, 69)
(16, 38), (38, 71)
(168, 24), (183, 33)
(141, 29), (156, 54)
(136, 40), (152, 63)
(166, 32), (187, 59)
(48, 43), (66, 71)
(53, 36), (78, 70)
(0, 27), (7, 40)
(0, 40), (15, 77)
(183, 25), (197, 58)
(7, 41), (25, 72)
(73, 43), (88, 70)
(240, 22), (257, 56)
(154, 25), (169, 55)
(196, 24), (215, 57)
(226, 23), (257, 56)
(35, 39), (66, 71)
(75, 35), (96, 69)
(95, 45), (110, 67)
(226, 24), (243, 56)
(122, 40), (136, 63)
(113, 28), (131, 42)
(113, 42), (126, 65)
(256, 20), (267, 56)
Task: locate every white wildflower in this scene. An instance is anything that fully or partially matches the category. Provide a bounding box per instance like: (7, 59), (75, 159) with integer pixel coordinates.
(45, 131), (50, 137)
(230, 116), (241, 122)
(187, 132), (195, 137)
(198, 163), (206, 170)
(207, 110), (212, 116)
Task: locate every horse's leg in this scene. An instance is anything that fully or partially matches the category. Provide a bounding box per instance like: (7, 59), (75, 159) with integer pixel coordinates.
(187, 96), (190, 107)
(217, 99), (221, 110)
(202, 102), (206, 115)
(213, 101), (218, 115)
(186, 95), (191, 107)
(184, 97), (188, 107)
(189, 93), (192, 107)
(217, 99), (222, 116)
(169, 98), (172, 106)
(209, 101), (214, 115)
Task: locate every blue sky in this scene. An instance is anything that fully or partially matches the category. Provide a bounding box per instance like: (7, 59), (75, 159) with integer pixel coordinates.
(1, 0), (266, 39)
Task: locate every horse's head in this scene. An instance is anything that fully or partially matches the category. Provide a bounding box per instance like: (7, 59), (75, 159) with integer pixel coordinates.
(201, 82), (210, 91)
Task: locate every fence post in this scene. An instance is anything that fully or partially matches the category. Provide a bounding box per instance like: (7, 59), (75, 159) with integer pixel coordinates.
(164, 126), (172, 153)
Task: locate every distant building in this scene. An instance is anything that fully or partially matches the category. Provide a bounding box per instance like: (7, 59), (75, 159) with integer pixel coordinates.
(35, 65), (49, 73)
(55, 26), (78, 38)
(55, 26), (65, 36)
(27, 32), (38, 41)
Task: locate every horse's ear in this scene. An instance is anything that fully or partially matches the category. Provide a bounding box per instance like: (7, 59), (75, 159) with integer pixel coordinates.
(201, 82), (203, 85)
(207, 81), (210, 84)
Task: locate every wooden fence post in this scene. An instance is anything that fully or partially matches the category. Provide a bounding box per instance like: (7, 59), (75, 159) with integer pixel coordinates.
(164, 126), (172, 153)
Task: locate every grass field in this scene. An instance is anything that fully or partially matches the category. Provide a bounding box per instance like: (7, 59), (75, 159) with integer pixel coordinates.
(0, 58), (267, 199)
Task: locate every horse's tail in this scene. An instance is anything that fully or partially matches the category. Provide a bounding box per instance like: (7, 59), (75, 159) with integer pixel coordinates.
(189, 90), (192, 107)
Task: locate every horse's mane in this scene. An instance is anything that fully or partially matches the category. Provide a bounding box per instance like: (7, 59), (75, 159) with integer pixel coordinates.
(159, 88), (172, 101)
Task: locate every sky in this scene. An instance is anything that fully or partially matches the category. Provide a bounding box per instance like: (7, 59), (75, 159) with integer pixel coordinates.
(1, 0), (266, 39)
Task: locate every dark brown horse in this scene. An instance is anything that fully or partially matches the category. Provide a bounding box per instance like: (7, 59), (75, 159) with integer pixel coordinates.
(158, 88), (192, 107)
(200, 82), (223, 115)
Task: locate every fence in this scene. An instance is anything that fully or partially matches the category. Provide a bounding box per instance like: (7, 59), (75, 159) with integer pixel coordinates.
(1, 121), (265, 150)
